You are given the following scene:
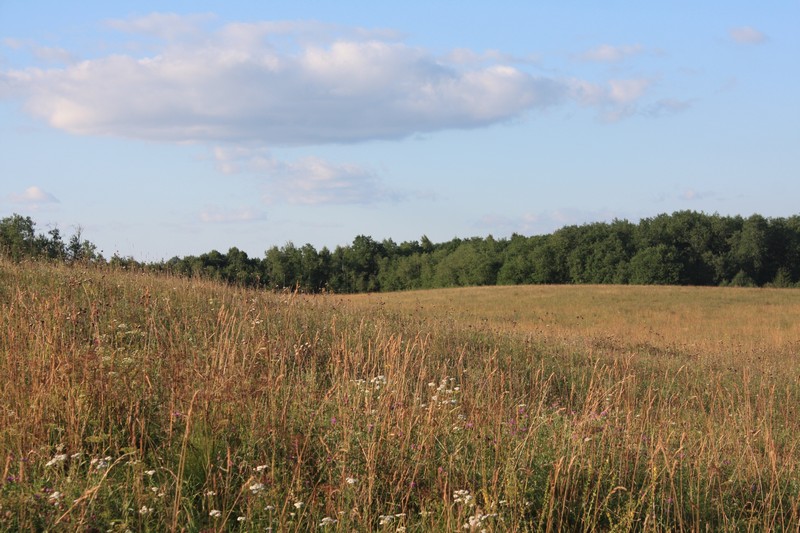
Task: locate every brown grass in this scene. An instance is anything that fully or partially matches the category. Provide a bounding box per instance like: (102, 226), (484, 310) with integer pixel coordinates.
(2, 260), (800, 531)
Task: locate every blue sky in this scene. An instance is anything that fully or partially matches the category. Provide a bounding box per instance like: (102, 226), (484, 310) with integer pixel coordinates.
(1, 1), (798, 261)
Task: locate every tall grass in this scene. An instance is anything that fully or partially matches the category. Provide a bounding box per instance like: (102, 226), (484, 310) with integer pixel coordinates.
(1, 259), (799, 531)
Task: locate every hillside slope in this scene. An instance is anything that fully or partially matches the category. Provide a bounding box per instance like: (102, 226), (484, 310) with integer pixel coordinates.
(2, 260), (799, 530)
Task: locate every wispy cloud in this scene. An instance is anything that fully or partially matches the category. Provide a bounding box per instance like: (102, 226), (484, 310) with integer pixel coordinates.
(653, 188), (717, 203)
(3, 38), (75, 64)
(576, 44), (644, 63)
(729, 26), (768, 45)
(680, 188), (715, 201)
(569, 77), (654, 121)
(444, 48), (541, 66)
(213, 147), (401, 205)
(9, 185), (60, 206)
(643, 98), (693, 117)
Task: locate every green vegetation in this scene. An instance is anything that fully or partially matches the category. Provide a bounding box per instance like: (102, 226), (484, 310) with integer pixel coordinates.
(2, 259), (799, 531)
(3, 211), (800, 292)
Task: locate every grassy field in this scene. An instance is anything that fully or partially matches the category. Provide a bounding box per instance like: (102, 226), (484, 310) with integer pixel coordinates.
(1, 260), (800, 531)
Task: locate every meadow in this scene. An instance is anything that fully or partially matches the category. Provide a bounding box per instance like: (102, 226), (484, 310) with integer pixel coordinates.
(1, 260), (800, 531)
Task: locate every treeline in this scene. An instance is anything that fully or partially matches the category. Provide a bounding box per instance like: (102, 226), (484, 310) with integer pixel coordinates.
(0, 214), (100, 263)
(163, 211), (800, 291)
(3, 211), (800, 291)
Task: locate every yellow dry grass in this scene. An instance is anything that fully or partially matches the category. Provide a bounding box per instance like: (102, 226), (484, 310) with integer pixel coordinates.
(3, 260), (800, 531)
(344, 284), (800, 365)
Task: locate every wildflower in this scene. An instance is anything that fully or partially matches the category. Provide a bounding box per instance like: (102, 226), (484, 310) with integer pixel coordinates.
(205, 490), (217, 496)
(346, 477), (357, 485)
(255, 464), (268, 472)
(237, 516), (246, 522)
(453, 489), (473, 505)
(209, 509), (222, 518)
(319, 516), (338, 527)
(249, 482), (265, 494)
(91, 456), (111, 469)
(462, 512), (498, 531)
(378, 514), (395, 525)
(45, 454), (68, 467)
(294, 501), (303, 509)
(70, 452), (82, 459)
(48, 491), (62, 503)
(145, 469), (156, 476)
(265, 505), (275, 511)
(139, 506), (153, 515)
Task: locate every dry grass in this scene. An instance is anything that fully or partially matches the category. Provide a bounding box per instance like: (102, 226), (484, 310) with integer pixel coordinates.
(2, 260), (800, 531)
(346, 284), (800, 355)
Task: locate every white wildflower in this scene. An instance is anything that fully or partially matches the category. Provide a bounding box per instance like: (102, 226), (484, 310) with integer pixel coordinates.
(453, 489), (473, 505)
(346, 477), (357, 485)
(48, 491), (62, 503)
(45, 454), (68, 467)
(139, 506), (153, 515)
(255, 464), (268, 472)
(144, 469), (156, 476)
(294, 501), (303, 509)
(378, 514), (394, 525)
(249, 482), (265, 494)
(209, 509), (222, 518)
(91, 456), (111, 469)
(319, 516), (338, 527)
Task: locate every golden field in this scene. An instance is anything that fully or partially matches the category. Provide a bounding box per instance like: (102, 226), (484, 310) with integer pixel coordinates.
(2, 260), (799, 531)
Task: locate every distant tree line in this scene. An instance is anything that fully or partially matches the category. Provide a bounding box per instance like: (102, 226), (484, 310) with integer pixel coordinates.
(3, 211), (800, 290)
(0, 214), (100, 263)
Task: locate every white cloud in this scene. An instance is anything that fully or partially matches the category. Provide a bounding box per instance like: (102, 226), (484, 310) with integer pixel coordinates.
(568, 77), (654, 121)
(213, 147), (400, 205)
(607, 78), (652, 104)
(9, 186), (59, 204)
(729, 26), (768, 45)
(569, 77), (652, 106)
(1, 16), (566, 145)
(577, 44), (644, 63)
(268, 156), (399, 205)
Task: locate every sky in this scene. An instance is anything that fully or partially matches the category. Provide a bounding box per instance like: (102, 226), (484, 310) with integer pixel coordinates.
(1, 1), (798, 261)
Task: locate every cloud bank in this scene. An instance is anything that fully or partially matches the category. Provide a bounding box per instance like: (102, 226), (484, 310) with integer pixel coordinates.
(1, 16), (567, 145)
(0, 14), (657, 146)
